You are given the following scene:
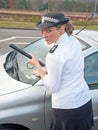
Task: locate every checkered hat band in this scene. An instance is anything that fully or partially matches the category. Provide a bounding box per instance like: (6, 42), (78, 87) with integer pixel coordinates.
(41, 16), (60, 23)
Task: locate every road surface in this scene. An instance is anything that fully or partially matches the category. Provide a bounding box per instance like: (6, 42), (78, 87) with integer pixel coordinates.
(0, 28), (41, 55)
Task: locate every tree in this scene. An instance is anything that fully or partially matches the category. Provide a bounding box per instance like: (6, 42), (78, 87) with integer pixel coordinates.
(8, 0), (14, 9)
(0, 0), (8, 8)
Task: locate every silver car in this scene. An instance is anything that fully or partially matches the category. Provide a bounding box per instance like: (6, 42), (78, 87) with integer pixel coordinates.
(0, 30), (98, 130)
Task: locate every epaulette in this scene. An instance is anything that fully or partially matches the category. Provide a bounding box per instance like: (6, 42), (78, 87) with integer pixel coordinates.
(49, 45), (58, 53)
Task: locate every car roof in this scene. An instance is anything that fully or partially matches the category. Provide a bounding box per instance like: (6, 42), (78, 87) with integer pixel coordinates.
(73, 30), (98, 47)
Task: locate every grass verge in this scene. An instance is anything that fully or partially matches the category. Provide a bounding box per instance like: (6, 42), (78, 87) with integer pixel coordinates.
(0, 21), (35, 29)
(0, 20), (98, 30)
(75, 25), (98, 30)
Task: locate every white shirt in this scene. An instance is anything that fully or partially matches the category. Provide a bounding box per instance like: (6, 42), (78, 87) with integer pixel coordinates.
(43, 32), (91, 109)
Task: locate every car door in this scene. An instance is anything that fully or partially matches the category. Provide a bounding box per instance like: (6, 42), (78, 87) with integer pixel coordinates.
(44, 90), (51, 130)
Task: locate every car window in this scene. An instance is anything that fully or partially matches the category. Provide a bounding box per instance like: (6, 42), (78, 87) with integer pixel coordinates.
(17, 38), (52, 85)
(84, 52), (98, 90)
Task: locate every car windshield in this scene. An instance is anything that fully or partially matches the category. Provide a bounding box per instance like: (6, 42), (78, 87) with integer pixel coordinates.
(5, 36), (90, 85)
(17, 38), (52, 85)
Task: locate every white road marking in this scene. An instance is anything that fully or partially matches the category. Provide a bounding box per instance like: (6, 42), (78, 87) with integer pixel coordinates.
(0, 37), (16, 42)
(14, 36), (41, 39)
(0, 36), (41, 43)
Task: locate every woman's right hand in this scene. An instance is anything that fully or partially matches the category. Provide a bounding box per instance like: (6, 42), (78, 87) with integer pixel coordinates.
(28, 55), (46, 79)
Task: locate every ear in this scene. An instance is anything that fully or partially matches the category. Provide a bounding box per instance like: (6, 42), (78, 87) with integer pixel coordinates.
(59, 25), (65, 35)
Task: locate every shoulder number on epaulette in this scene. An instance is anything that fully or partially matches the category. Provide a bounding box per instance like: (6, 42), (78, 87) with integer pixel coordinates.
(49, 45), (58, 53)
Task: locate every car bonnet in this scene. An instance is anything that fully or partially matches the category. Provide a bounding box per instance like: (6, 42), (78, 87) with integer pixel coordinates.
(74, 30), (98, 47)
(0, 53), (31, 95)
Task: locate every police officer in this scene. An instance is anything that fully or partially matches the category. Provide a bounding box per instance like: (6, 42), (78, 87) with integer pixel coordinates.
(29, 12), (94, 130)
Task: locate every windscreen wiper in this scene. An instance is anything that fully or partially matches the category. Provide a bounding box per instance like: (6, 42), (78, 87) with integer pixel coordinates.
(4, 51), (20, 81)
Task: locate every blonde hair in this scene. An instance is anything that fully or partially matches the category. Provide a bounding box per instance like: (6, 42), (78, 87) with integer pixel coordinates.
(64, 21), (74, 35)
(56, 21), (74, 35)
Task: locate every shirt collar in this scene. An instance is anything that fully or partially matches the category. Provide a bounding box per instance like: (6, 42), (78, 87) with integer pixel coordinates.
(55, 32), (69, 45)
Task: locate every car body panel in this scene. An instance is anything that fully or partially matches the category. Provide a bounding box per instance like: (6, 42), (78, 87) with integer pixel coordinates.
(0, 79), (46, 130)
(74, 30), (98, 46)
(90, 90), (98, 130)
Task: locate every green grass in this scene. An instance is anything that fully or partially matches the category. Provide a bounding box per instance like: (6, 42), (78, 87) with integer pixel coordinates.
(75, 25), (98, 31)
(0, 21), (36, 29)
(0, 20), (98, 31)
(73, 19), (98, 30)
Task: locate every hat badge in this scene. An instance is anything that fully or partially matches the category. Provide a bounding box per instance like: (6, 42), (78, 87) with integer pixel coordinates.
(41, 16), (59, 23)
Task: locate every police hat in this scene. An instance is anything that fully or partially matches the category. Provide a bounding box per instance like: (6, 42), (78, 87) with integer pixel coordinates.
(36, 12), (70, 29)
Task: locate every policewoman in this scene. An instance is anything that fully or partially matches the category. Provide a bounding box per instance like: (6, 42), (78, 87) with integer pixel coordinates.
(29, 12), (94, 130)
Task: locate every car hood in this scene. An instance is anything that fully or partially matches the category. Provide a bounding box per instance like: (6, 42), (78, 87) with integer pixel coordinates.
(74, 30), (98, 46)
(79, 30), (98, 42)
(0, 53), (31, 95)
